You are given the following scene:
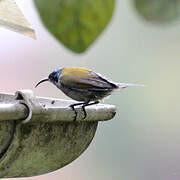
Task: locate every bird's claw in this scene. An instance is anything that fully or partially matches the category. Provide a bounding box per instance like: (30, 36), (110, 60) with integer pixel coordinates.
(70, 105), (78, 121)
(82, 106), (87, 119)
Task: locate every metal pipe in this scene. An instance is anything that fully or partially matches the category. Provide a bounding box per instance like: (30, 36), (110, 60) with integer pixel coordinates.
(0, 101), (28, 121)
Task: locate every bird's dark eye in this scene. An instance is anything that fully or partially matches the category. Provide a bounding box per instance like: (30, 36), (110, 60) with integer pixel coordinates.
(48, 71), (58, 83)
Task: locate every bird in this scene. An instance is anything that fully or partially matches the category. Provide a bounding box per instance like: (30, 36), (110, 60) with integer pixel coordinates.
(35, 67), (144, 120)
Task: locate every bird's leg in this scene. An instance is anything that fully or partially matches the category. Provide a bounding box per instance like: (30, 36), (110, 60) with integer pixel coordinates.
(70, 102), (85, 121)
(82, 101), (99, 119)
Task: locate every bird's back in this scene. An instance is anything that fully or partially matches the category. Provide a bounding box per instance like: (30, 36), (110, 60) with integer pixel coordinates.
(60, 67), (118, 90)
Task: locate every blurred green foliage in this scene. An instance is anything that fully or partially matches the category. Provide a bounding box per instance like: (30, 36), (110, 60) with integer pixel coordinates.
(34, 0), (115, 53)
(34, 0), (180, 53)
(134, 0), (180, 24)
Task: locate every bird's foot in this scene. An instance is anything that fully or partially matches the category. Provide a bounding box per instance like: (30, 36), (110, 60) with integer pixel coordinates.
(82, 101), (99, 119)
(69, 102), (85, 121)
(70, 104), (78, 121)
(70, 101), (99, 121)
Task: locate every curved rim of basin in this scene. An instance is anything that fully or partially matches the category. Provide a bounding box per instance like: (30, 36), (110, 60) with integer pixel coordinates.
(0, 90), (116, 178)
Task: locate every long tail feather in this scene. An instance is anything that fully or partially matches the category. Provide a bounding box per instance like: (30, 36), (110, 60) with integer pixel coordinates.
(116, 83), (146, 88)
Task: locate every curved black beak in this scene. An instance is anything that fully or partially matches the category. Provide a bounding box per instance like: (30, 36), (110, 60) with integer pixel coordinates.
(35, 78), (49, 88)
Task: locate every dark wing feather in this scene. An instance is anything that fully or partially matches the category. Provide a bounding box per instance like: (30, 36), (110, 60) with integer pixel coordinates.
(60, 71), (117, 91)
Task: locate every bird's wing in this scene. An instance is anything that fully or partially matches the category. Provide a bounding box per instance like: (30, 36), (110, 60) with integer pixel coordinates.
(60, 67), (116, 91)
